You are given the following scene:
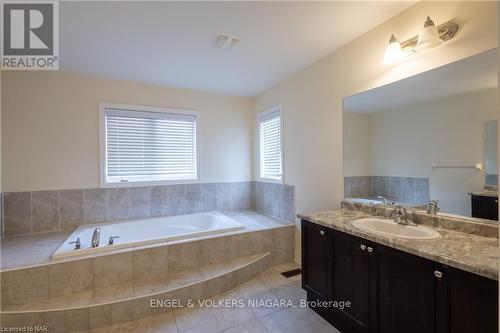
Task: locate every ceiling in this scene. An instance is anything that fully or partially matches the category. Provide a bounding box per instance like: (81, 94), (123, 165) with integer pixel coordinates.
(344, 49), (498, 114)
(59, 1), (415, 97)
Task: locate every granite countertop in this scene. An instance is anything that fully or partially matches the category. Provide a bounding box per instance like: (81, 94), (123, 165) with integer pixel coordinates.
(469, 191), (499, 198)
(298, 208), (499, 280)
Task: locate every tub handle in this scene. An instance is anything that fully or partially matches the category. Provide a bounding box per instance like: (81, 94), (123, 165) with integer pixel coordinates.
(68, 237), (81, 250)
(109, 236), (120, 245)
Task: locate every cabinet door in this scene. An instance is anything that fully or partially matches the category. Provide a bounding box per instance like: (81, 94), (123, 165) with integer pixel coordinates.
(471, 195), (498, 220)
(376, 245), (435, 333)
(436, 264), (498, 333)
(332, 231), (372, 333)
(301, 220), (332, 300)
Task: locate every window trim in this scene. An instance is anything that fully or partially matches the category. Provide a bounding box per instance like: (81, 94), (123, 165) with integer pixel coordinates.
(257, 104), (284, 184)
(98, 102), (200, 188)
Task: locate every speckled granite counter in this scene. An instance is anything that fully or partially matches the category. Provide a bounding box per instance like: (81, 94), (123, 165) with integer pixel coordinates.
(298, 208), (499, 280)
(469, 190), (498, 198)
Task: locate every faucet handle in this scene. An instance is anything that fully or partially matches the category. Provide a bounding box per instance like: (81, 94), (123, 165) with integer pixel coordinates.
(68, 237), (81, 249)
(108, 236), (120, 245)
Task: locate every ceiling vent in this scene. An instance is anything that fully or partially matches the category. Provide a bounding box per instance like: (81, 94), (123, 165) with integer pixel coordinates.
(213, 33), (242, 50)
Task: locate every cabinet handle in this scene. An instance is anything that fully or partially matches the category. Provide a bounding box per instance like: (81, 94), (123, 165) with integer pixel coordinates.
(495, 200), (498, 204)
(367, 247), (374, 253)
(360, 244), (366, 251)
(434, 270), (443, 279)
(319, 230), (325, 236)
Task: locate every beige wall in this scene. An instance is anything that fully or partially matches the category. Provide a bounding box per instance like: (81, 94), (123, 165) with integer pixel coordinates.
(254, 1), (498, 260)
(2, 71), (254, 192)
(343, 112), (372, 177)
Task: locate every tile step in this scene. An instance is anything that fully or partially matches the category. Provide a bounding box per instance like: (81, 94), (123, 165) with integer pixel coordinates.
(1, 252), (271, 313)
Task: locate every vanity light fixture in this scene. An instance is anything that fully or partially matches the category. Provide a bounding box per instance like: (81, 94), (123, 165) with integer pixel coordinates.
(382, 16), (458, 65)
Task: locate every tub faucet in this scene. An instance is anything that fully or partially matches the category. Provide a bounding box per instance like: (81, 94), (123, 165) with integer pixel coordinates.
(391, 205), (417, 226)
(377, 196), (395, 206)
(91, 227), (101, 247)
(426, 200), (440, 215)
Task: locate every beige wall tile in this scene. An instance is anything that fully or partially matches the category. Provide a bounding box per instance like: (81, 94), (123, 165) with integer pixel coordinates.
(133, 246), (168, 283)
(3, 192), (31, 235)
(167, 241), (201, 274)
(49, 258), (93, 298)
(111, 300), (133, 325)
(60, 190), (85, 230)
(273, 227), (294, 265)
(89, 304), (112, 329)
(93, 252), (133, 289)
(46, 311), (66, 333)
(1, 266), (48, 306)
(199, 236), (228, 265)
(32, 191), (60, 233)
(66, 308), (89, 332)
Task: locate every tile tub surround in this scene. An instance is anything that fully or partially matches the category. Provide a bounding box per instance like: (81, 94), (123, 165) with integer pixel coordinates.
(299, 203), (498, 280)
(2, 182), (295, 236)
(0, 217), (294, 329)
(0, 211), (292, 270)
(252, 182), (295, 223)
(344, 176), (430, 204)
(485, 173), (498, 187)
(0, 262), (338, 333)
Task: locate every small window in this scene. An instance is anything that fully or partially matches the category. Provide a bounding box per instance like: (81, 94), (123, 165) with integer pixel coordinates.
(258, 105), (283, 182)
(99, 103), (199, 186)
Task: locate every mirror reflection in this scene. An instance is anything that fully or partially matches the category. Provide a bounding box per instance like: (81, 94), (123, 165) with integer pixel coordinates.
(343, 49), (498, 221)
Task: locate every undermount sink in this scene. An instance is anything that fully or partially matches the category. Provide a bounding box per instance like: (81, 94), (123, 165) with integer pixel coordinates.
(352, 218), (441, 240)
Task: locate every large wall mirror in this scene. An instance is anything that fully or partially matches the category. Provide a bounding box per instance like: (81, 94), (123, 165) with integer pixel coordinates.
(343, 49), (498, 222)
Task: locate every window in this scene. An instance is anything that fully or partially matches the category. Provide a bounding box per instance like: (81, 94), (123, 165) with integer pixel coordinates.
(258, 105), (283, 182)
(99, 103), (198, 186)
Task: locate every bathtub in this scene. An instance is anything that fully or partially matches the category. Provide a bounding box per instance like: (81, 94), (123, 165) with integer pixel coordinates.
(53, 211), (244, 260)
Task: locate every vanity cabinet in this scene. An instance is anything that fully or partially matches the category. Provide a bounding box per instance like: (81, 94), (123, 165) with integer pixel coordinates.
(435, 263), (498, 333)
(471, 194), (498, 220)
(301, 219), (499, 333)
(331, 231), (373, 333)
(301, 220), (333, 301)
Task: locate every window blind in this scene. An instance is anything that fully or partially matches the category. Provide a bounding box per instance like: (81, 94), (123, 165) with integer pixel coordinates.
(259, 110), (282, 180)
(104, 107), (197, 183)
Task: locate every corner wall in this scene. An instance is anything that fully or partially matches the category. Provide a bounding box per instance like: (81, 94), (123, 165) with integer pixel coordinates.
(253, 1), (498, 261)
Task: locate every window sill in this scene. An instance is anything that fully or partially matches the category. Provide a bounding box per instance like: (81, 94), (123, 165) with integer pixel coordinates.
(100, 178), (199, 188)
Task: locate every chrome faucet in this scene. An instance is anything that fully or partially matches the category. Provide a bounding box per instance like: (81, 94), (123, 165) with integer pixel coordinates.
(68, 237), (81, 249)
(91, 227), (101, 247)
(426, 200), (440, 215)
(377, 196), (395, 206)
(391, 205), (417, 226)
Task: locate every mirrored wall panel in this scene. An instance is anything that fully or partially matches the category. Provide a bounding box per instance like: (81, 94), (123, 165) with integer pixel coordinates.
(343, 49), (498, 221)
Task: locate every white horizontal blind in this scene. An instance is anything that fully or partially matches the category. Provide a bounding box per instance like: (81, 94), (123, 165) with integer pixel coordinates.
(259, 109), (282, 180)
(104, 107), (197, 184)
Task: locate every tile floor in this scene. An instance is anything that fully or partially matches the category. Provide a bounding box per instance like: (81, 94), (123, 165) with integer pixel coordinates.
(86, 262), (340, 333)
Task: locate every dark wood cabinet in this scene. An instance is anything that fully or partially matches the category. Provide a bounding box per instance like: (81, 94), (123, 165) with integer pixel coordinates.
(301, 219), (498, 333)
(435, 263), (498, 333)
(471, 194), (498, 220)
(332, 231), (372, 333)
(375, 245), (435, 333)
(301, 220), (333, 301)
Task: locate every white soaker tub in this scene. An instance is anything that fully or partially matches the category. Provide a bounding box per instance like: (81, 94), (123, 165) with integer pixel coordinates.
(53, 211), (244, 260)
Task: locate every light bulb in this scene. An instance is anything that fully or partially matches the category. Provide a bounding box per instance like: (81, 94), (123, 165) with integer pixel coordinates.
(382, 35), (402, 65)
(416, 16), (442, 50)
